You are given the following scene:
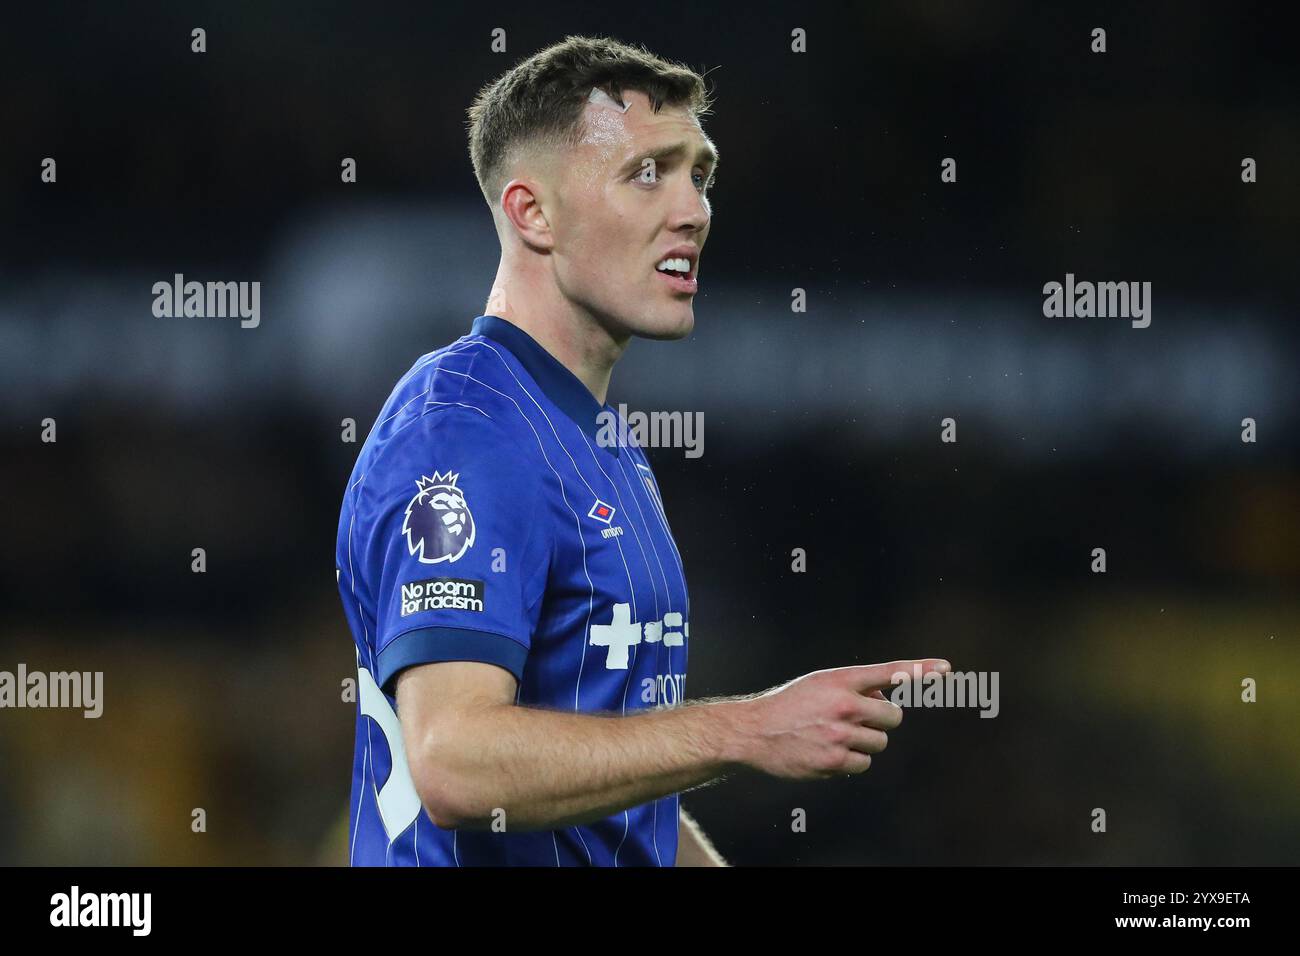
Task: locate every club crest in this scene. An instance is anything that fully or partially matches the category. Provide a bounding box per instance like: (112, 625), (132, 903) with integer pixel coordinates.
(402, 471), (476, 564)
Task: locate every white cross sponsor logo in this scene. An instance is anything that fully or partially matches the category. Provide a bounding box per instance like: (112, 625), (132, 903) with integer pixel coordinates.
(588, 603), (686, 669)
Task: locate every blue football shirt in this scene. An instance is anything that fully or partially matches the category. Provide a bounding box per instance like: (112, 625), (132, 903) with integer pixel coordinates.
(336, 314), (691, 866)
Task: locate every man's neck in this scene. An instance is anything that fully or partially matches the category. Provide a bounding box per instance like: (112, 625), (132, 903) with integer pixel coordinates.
(483, 280), (627, 406)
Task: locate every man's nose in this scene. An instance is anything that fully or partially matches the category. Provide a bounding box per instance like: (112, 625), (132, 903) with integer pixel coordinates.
(668, 179), (710, 233)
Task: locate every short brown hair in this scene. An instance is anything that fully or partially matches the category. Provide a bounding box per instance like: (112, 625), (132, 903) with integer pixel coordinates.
(466, 35), (713, 206)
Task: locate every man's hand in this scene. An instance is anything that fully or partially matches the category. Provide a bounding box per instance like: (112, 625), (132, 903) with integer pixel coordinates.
(725, 659), (950, 779)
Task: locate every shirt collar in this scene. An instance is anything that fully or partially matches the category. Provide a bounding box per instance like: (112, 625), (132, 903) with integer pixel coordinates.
(471, 314), (614, 452)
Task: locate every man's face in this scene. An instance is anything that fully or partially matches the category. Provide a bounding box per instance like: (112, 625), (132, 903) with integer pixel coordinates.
(546, 88), (716, 341)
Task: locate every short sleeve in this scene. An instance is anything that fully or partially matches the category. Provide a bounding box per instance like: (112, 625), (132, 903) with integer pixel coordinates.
(358, 407), (551, 694)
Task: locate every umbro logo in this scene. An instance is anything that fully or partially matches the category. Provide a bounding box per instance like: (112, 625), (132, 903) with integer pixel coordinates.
(588, 498), (623, 537)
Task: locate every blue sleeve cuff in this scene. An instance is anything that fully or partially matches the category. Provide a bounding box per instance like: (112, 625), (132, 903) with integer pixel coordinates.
(376, 626), (529, 694)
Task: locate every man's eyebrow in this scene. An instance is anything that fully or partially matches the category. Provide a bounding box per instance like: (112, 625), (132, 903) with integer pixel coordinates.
(619, 139), (719, 177)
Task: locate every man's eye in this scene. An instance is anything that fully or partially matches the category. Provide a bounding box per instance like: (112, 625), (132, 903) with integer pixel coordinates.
(635, 159), (658, 183)
(692, 171), (710, 190)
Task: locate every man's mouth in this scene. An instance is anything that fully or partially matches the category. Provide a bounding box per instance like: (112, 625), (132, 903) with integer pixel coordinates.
(655, 254), (699, 294)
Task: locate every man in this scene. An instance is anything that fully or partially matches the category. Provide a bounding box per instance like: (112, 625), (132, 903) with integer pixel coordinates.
(336, 35), (949, 866)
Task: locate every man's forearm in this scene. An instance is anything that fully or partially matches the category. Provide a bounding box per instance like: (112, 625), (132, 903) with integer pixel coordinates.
(414, 697), (751, 831)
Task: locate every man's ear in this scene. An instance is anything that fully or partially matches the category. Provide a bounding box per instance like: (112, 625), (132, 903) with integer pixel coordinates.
(499, 178), (554, 251)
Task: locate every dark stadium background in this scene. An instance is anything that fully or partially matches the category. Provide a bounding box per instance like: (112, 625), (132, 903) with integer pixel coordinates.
(1, 1), (1296, 865)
